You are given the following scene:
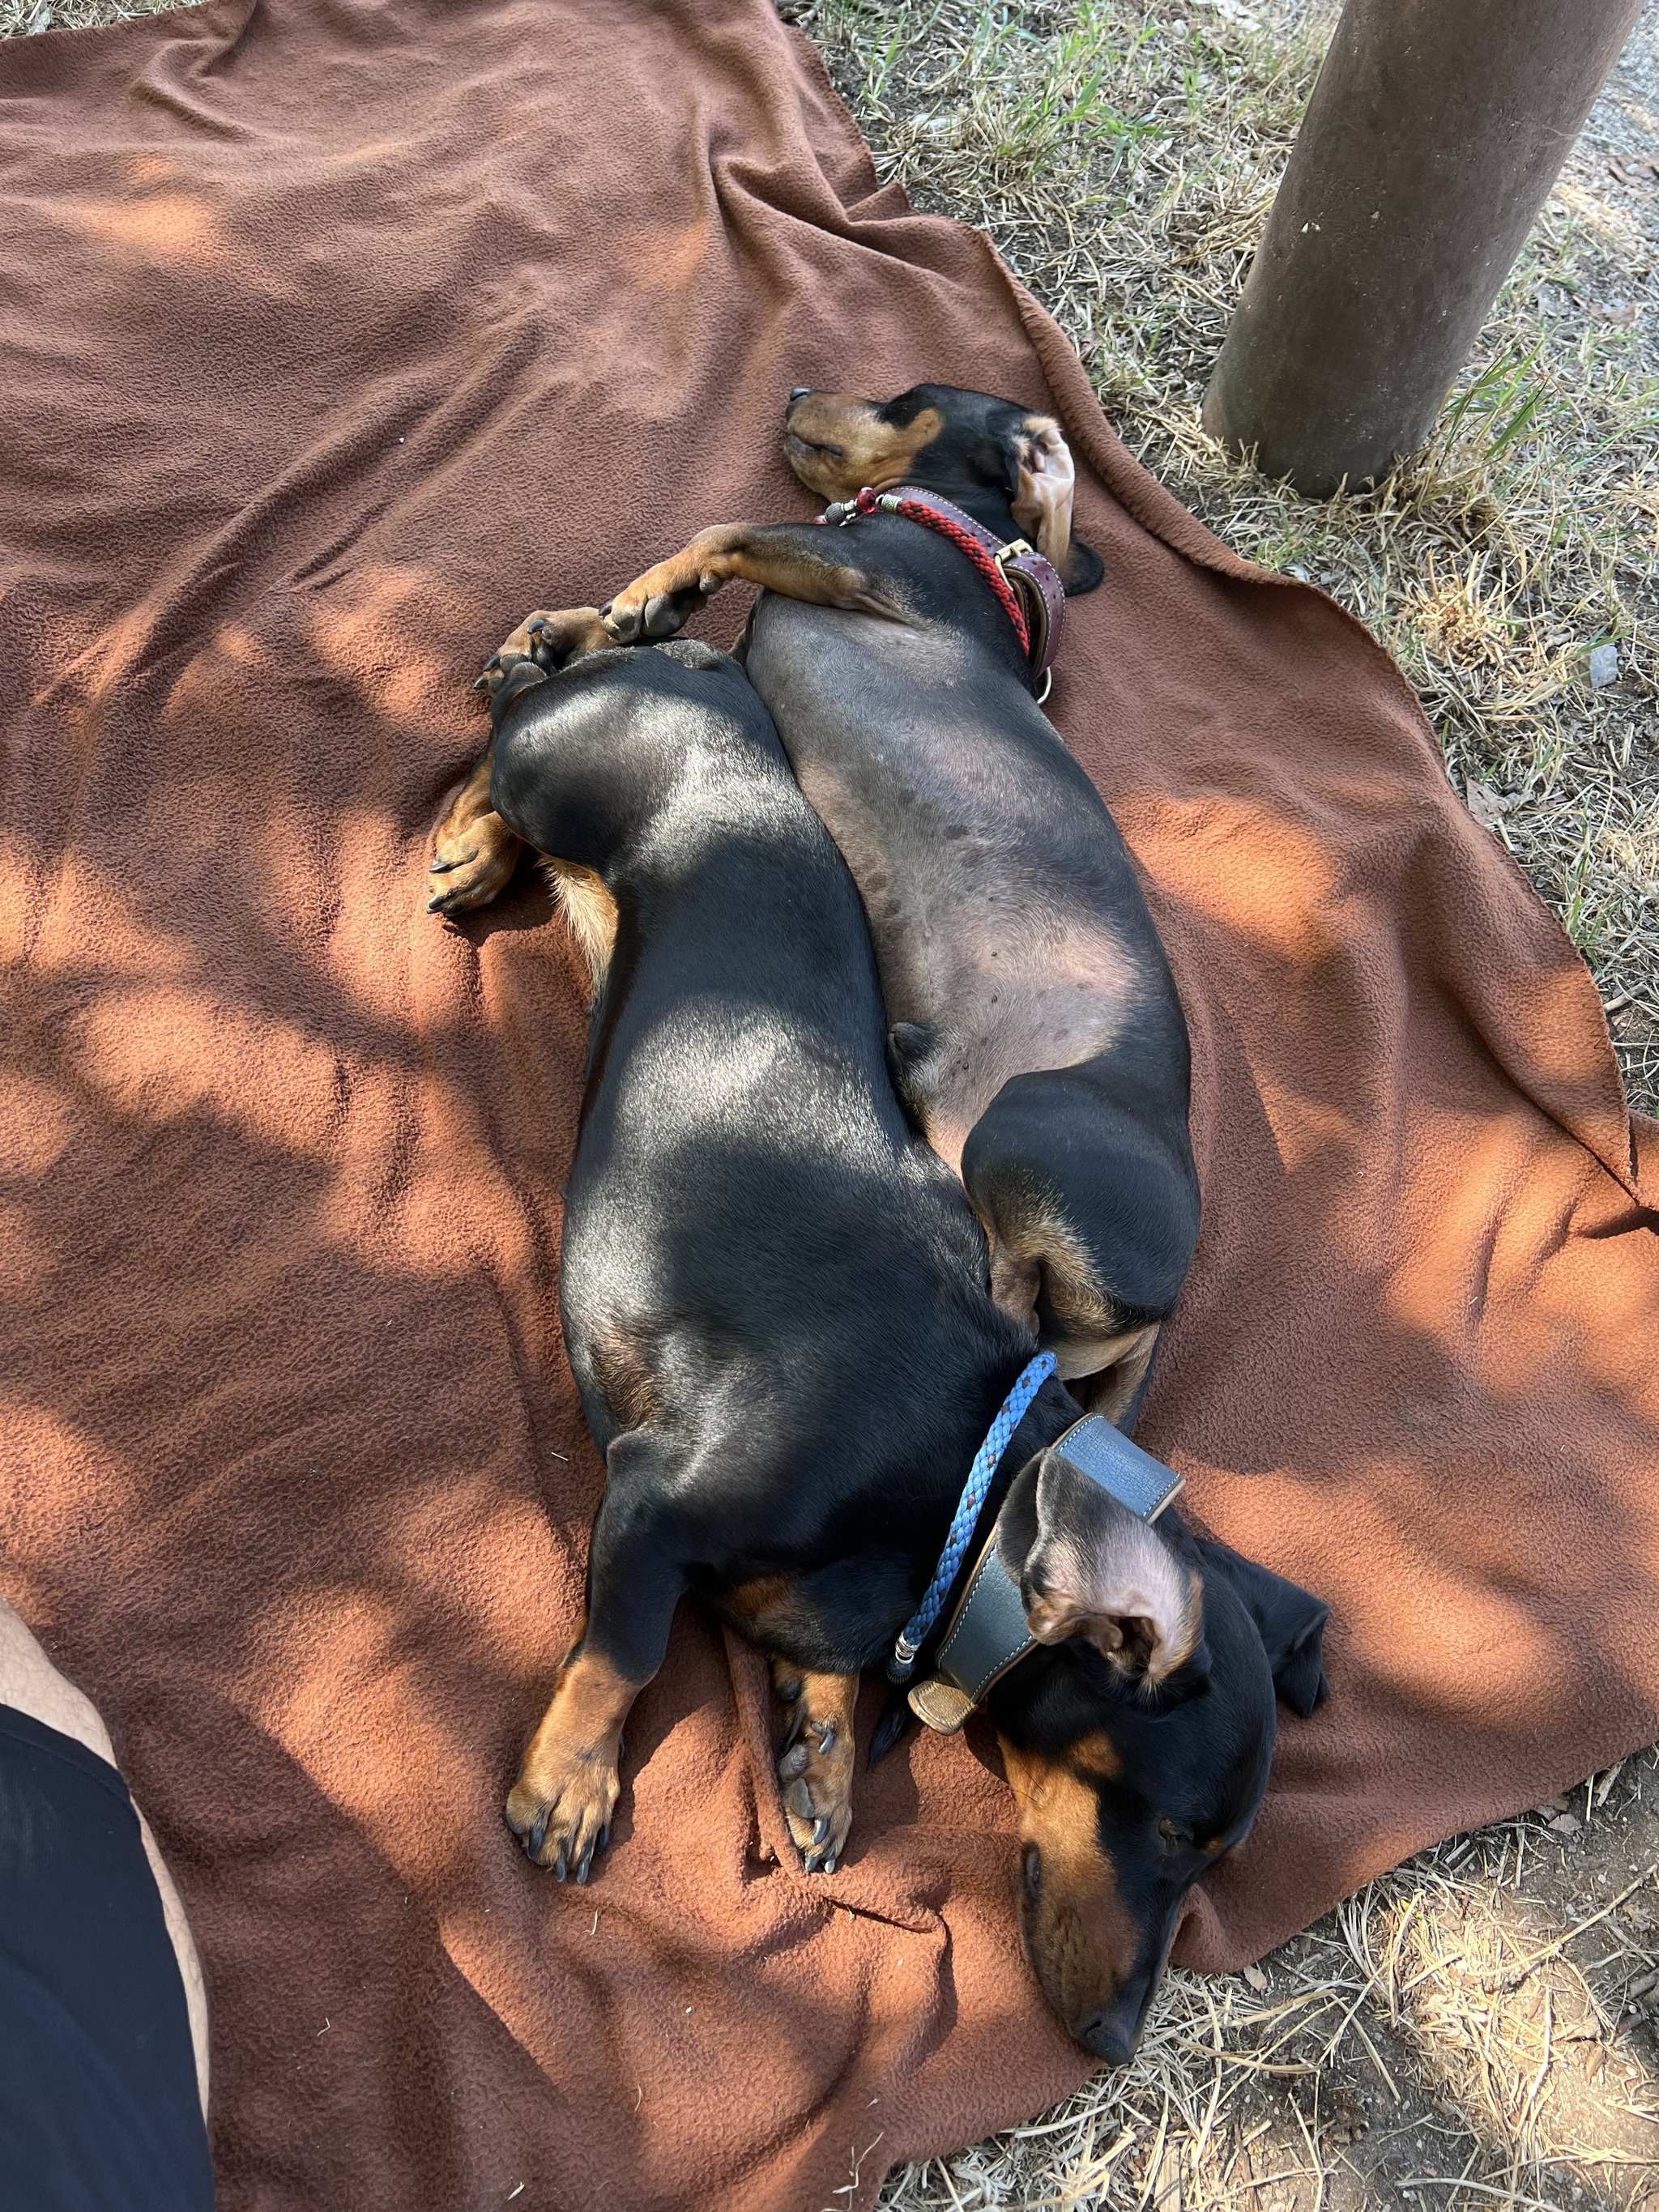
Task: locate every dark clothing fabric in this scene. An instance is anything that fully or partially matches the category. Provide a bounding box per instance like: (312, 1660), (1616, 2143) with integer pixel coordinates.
(0, 1705), (213, 2212)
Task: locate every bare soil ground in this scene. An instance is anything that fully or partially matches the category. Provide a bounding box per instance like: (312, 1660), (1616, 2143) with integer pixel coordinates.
(6, 2), (1657, 2206)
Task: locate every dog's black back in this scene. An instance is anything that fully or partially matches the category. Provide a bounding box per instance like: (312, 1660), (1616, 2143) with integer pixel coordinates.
(491, 638), (1038, 1676)
(486, 630), (1324, 2061)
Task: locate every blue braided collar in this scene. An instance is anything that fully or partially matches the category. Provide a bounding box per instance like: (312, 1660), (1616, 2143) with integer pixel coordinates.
(887, 1350), (1057, 1683)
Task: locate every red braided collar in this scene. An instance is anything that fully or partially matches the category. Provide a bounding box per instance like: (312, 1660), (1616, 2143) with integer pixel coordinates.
(814, 484), (1064, 695)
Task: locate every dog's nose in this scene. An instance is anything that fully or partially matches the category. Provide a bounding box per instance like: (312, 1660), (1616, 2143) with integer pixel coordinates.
(1076, 2002), (1141, 2068)
(788, 386), (812, 403)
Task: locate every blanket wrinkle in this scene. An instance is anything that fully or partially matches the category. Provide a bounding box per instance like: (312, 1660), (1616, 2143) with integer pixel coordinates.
(3, 3), (1658, 2208)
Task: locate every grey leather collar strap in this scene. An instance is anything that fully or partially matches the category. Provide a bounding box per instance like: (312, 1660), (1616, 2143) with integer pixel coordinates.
(905, 1414), (1184, 1735)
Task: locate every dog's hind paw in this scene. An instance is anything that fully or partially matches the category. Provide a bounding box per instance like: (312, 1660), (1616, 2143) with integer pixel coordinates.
(773, 1664), (857, 1875)
(426, 805), (521, 914)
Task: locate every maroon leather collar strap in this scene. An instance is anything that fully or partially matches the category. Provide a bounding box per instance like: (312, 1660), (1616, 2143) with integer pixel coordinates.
(816, 484), (1065, 697)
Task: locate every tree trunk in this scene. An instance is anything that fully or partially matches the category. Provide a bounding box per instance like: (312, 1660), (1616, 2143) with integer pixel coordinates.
(1201, 0), (1644, 497)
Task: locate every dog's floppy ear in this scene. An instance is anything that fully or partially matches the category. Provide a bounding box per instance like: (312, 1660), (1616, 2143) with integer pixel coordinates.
(1008, 415), (1103, 596)
(998, 1448), (1202, 1686)
(1198, 1539), (1330, 1717)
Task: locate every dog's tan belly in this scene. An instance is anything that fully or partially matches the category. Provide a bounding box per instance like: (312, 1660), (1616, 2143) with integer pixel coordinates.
(917, 928), (1141, 1170)
(787, 741), (1143, 1166)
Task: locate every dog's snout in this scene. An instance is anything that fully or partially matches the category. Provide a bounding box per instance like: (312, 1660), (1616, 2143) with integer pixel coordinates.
(1076, 2001), (1141, 2067)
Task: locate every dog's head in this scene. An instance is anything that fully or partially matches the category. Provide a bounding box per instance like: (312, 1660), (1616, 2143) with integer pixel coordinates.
(783, 382), (1103, 593)
(983, 1443), (1328, 2062)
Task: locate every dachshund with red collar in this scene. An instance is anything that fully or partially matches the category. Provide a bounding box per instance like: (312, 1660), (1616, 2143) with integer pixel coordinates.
(591, 384), (1198, 1425)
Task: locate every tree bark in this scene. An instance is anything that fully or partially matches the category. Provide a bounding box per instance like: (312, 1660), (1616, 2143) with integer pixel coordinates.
(1201, 0), (1644, 497)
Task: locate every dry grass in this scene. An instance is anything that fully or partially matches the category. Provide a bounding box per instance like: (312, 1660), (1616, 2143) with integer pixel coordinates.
(0, 0), (173, 32)
(789, 0), (1659, 1118)
(6, 2), (1657, 2206)
(778, 1), (1659, 2203)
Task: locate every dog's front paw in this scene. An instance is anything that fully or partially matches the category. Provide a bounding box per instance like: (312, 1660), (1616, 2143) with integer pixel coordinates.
(505, 1738), (620, 1884)
(473, 609), (565, 697)
(600, 562), (717, 644)
(774, 1669), (855, 1875)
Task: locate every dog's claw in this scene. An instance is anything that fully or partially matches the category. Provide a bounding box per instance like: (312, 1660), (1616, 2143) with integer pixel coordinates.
(811, 1814), (830, 1848)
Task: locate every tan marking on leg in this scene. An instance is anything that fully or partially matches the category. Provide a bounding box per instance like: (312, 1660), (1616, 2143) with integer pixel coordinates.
(601, 526), (898, 643)
(723, 1573), (796, 1627)
(505, 1635), (641, 1881)
(713, 1573), (823, 1652)
(586, 1321), (659, 1431)
(512, 605), (612, 665)
(473, 606), (619, 698)
(1085, 1323), (1161, 1425)
(982, 1191), (1162, 1392)
(987, 1233), (1043, 1340)
(540, 856), (617, 995)
(477, 606), (612, 695)
(771, 1660), (857, 1873)
(428, 737), (522, 914)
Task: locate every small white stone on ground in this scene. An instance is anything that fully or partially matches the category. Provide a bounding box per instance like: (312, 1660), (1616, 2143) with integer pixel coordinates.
(1589, 643), (1620, 688)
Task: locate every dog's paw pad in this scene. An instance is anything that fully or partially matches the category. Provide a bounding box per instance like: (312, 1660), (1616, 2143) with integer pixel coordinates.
(642, 593), (685, 638)
(777, 1712), (853, 1874)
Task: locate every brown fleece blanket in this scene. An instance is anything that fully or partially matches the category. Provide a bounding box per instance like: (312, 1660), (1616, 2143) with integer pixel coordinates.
(2, 2), (1657, 2206)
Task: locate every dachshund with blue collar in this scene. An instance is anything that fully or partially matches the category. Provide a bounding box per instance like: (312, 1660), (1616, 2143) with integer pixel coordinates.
(428, 589), (1325, 2063)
